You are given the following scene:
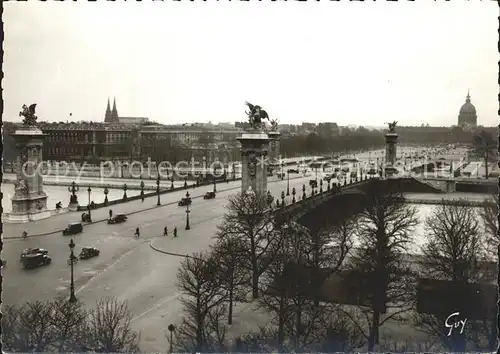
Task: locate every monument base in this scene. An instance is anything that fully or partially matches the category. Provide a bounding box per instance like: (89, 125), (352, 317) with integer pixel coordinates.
(3, 209), (52, 223)
(68, 202), (79, 212)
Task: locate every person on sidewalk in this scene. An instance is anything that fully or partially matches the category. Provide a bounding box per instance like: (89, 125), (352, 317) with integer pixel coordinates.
(134, 227), (140, 238)
(163, 226), (168, 236)
(173, 226), (177, 238)
(109, 209), (113, 219)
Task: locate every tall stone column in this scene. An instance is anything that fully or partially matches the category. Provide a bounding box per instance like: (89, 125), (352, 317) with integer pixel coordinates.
(237, 130), (270, 196)
(6, 127), (50, 223)
(267, 130), (281, 174)
(384, 131), (398, 178)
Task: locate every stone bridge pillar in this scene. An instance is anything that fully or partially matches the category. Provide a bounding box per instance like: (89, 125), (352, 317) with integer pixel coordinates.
(6, 127), (50, 223)
(267, 130), (281, 174)
(237, 130), (270, 195)
(384, 131), (398, 179)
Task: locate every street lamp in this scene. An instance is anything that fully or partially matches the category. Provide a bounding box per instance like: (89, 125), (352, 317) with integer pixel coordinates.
(123, 184), (128, 200)
(156, 175), (161, 206)
(213, 176), (217, 193)
(87, 186), (92, 221)
(104, 187), (109, 205)
(171, 171), (174, 189)
(140, 180), (145, 202)
(281, 190), (285, 208)
(168, 324), (176, 353)
(286, 170), (290, 196)
(68, 181), (80, 205)
(302, 184), (306, 200)
(185, 191), (191, 230)
(68, 238), (77, 303)
(292, 187), (296, 204)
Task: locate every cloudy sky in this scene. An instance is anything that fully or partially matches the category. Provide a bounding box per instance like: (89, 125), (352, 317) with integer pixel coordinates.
(3, 1), (498, 127)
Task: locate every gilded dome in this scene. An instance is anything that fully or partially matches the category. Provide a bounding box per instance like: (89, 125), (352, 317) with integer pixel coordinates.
(459, 92), (476, 114)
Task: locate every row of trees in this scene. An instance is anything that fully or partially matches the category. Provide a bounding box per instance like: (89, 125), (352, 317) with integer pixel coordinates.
(174, 181), (498, 352)
(2, 297), (140, 352)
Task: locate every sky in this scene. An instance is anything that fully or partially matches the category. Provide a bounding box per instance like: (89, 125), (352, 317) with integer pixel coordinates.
(3, 1), (498, 127)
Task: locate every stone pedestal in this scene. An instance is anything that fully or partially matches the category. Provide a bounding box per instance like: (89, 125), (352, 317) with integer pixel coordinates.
(267, 130), (281, 173)
(237, 130), (270, 196)
(384, 132), (398, 179)
(4, 127), (50, 223)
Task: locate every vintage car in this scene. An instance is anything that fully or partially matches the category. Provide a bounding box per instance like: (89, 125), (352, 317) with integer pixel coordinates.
(22, 254), (52, 269)
(63, 222), (83, 236)
(20, 248), (49, 261)
(178, 197), (192, 206)
(287, 168), (299, 174)
(276, 173), (285, 179)
(203, 191), (216, 200)
(323, 174), (333, 181)
(309, 179), (318, 188)
(107, 214), (128, 224)
(79, 247), (100, 260)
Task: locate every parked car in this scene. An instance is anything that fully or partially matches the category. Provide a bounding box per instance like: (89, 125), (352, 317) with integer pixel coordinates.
(20, 248), (48, 261)
(107, 214), (128, 224)
(79, 247), (100, 260)
(287, 168), (299, 174)
(22, 254), (52, 269)
(277, 173), (284, 179)
(63, 222), (83, 236)
(323, 174), (333, 181)
(309, 179), (318, 188)
(203, 191), (216, 200)
(178, 197), (192, 206)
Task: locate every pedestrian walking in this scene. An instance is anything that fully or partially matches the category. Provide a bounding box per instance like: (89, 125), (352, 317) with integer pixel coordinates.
(109, 209), (113, 219)
(163, 226), (168, 236)
(135, 227), (140, 238)
(173, 226), (177, 238)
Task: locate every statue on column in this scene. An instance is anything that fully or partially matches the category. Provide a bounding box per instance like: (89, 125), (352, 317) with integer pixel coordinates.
(245, 102), (270, 130)
(387, 121), (398, 133)
(19, 104), (38, 127)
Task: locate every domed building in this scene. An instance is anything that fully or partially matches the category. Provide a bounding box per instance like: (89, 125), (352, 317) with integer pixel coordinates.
(457, 90), (477, 127)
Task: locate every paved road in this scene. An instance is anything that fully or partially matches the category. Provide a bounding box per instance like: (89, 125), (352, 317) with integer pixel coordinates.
(2, 172), (321, 352)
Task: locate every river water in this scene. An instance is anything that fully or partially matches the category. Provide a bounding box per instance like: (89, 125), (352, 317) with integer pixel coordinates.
(1, 183), (141, 213)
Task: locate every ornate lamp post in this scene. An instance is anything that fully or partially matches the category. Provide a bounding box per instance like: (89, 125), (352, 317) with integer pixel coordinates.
(156, 175), (161, 206)
(327, 178), (331, 191)
(292, 187), (296, 204)
(140, 180), (145, 202)
(123, 184), (128, 200)
(68, 181), (80, 204)
(102, 187), (109, 206)
(281, 191), (285, 208)
(286, 171), (290, 196)
(213, 176), (217, 193)
(87, 186), (92, 221)
(302, 184), (306, 200)
(68, 238), (77, 303)
(319, 179), (323, 193)
(168, 324), (176, 354)
(185, 191), (191, 230)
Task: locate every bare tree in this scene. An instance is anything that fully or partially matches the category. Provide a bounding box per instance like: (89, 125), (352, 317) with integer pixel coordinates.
(472, 130), (495, 178)
(346, 183), (419, 351)
(175, 251), (228, 352)
(211, 236), (250, 324)
(414, 201), (494, 351)
(216, 191), (279, 299)
(86, 297), (141, 352)
(2, 298), (139, 353)
(258, 219), (355, 351)
(479, 194), (498, 258)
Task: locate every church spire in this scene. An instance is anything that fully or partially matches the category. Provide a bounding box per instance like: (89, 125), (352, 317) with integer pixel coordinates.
(105, 97), (112, 122)
(111, 97), (118, 122)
